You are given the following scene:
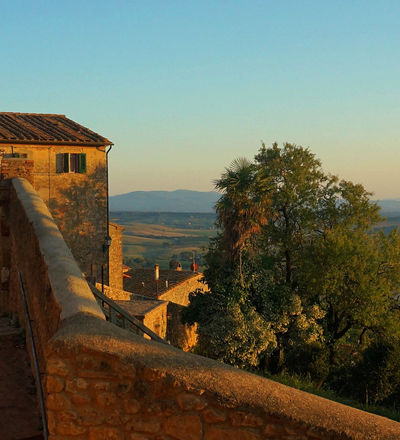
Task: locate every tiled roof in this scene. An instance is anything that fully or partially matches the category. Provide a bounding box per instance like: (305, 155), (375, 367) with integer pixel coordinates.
(115, 299), (166, 317)
(123, 268), (199, 299)
(0, 112), (111, 146)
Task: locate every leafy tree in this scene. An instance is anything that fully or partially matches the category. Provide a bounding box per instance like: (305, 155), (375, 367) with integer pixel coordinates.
(185, 142), (400, 395)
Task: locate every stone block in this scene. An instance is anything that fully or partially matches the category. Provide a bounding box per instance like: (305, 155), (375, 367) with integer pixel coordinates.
(80, 407), (105, 426)
(176, 392), (207, 411)
(56, 421), (87, 436)
(94, 380), (112, 391)
(89, 426), (123, 440)
(202, 407), (227, 423)
(46, 393), (72, 411)
(123, 398), (141, 414)
(47, 375), (65, 393)
(47, 358), (70, 377)
(205, 427), (260, 440)
(164, 415), (202, 440)
(66, 377), (88, 393)
(96, 391), (117, 408)
(229, 411), (263, 427)
(125, 418), (161, 434)
(71, 392), (92, 405)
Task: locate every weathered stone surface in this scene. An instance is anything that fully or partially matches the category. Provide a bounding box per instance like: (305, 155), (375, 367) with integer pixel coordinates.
(94, 381), (112, 391)
(229, 411), (263, 427)
(71, 392), (92, 405)
(263, 423), (286, 436)
(47, 410), (57, 434)
(46, 393), (71, 411)
(141, 367), (166, 382)
(123, 398), (141, 414)
(96, 391), (117, 408)
(89, 426), (123, 440)
(46, 375), (65, 393)
(80, 407), (105, 426)
(129, 433), (150, 440)
(126, 418), (161, 434)
(56, 420), (87, 436)
(116, 380), (132, 394)
(47, 359), (69, 377)
(57, 410), (79, 421)
(202, 407), (227, 423)
(205, 426), (260, 440)
(176, 392), (207, 411)
(66, 378), (88, 392)
(105, 409), (124, 425)
(164, 415), (202, 440)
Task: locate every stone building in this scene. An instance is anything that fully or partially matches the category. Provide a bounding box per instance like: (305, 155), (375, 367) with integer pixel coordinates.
(124, 267), (205, 306)
(124, 268), (206, 350)
(0, 112), (122, 287)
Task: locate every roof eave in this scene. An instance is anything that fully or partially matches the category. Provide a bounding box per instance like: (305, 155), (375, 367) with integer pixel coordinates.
(0, 139), (113, 147)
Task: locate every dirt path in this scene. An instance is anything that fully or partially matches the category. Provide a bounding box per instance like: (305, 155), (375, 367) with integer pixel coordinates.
(0, 316), (43, 440)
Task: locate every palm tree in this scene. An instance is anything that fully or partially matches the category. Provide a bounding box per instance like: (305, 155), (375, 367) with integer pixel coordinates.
(214, 158), (270, 286)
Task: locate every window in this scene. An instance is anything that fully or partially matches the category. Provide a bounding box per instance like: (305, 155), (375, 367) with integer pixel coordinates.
(56, 153), (86, 173)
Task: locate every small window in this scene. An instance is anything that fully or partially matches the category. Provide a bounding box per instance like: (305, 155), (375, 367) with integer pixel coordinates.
(56, 153), (86, 174)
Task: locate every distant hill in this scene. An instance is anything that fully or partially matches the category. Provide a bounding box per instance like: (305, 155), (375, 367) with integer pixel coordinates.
(110, 190), (400, 215)
(375, 199), (400, 216)
(110, 190), (219, 213)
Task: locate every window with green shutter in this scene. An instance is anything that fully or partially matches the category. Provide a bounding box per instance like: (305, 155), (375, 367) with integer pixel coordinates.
(78, 153), (86, 173)
(56, 153), (87, 174)
(63, 153), (69, 172)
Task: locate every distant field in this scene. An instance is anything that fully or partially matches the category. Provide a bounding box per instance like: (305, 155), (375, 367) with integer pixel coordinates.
(374, 215), (400, 234)
(110, 212), (400, 271)
(110, 211), (217, 270)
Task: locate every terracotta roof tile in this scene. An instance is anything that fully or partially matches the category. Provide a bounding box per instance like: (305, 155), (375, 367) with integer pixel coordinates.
(123, 268), (199, 299)
(0, 112), (111, 146)
(115, 299), (166, 317)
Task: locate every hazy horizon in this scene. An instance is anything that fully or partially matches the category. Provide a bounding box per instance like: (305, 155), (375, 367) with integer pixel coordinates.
(2, 1), (400, 198)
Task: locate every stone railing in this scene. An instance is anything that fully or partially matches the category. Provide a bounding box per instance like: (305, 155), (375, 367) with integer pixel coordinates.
(0, 178), (399, 440)
(0, 177), (104, 367)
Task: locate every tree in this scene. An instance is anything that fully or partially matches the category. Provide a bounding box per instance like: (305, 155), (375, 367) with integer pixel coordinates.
(184, 142), (400, 388)
(214, 157), (269, 286)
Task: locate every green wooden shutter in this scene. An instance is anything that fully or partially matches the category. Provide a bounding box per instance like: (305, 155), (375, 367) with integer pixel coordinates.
(78, 154), (86, 173)
(56, 154), (63, 173)
(63, 153), (69, 172)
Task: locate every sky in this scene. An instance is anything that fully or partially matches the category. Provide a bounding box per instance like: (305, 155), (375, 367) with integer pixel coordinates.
(1, 1), (400, 198)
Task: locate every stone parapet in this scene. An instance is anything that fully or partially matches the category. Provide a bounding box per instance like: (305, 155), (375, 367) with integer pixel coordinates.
(45, 313), (400, 440)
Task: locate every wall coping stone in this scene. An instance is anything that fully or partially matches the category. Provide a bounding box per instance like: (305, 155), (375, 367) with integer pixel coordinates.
(11, 178), (105, 321)
(50, 313), (400, 440)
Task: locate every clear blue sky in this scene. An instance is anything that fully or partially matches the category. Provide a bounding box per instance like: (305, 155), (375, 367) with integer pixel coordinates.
(1, 1), (399, 198)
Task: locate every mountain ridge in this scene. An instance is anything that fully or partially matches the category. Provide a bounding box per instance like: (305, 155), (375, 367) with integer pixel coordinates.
(110, 190), (219, 213)
(110, 190), (400, 214)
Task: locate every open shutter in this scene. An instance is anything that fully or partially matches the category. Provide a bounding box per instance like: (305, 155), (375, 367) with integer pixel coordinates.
(63, 153), (69, 172)
(56, 154), (64, 173)
(78, 154), (86, 173)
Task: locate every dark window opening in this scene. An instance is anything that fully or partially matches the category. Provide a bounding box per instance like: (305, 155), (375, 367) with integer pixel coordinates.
(56, 153), (86, 174)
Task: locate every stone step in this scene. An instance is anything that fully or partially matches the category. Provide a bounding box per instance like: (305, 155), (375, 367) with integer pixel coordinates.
(0, 327), (22, 336)
(0, 316), (23, 336)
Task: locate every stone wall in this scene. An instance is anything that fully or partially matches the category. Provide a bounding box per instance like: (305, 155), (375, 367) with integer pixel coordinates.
(108, 222), (123, 290)
(0, 143), (108, 283)
(166, 302), (198, 351)
(1, 177), (399, 440)
(0, 157), (35, 185)
(0, 177), (104, 368)
(45, 313), (400, 440)
(159, 273), (206, 306)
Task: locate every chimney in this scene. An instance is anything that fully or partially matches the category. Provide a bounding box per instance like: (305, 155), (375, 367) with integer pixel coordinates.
(154, 264), (159, 281)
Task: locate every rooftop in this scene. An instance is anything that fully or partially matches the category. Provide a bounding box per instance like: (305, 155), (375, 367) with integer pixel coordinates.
(0, 112), (111, 146)
(123, 268), (200, 299)
(115, 298), (167, 317)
